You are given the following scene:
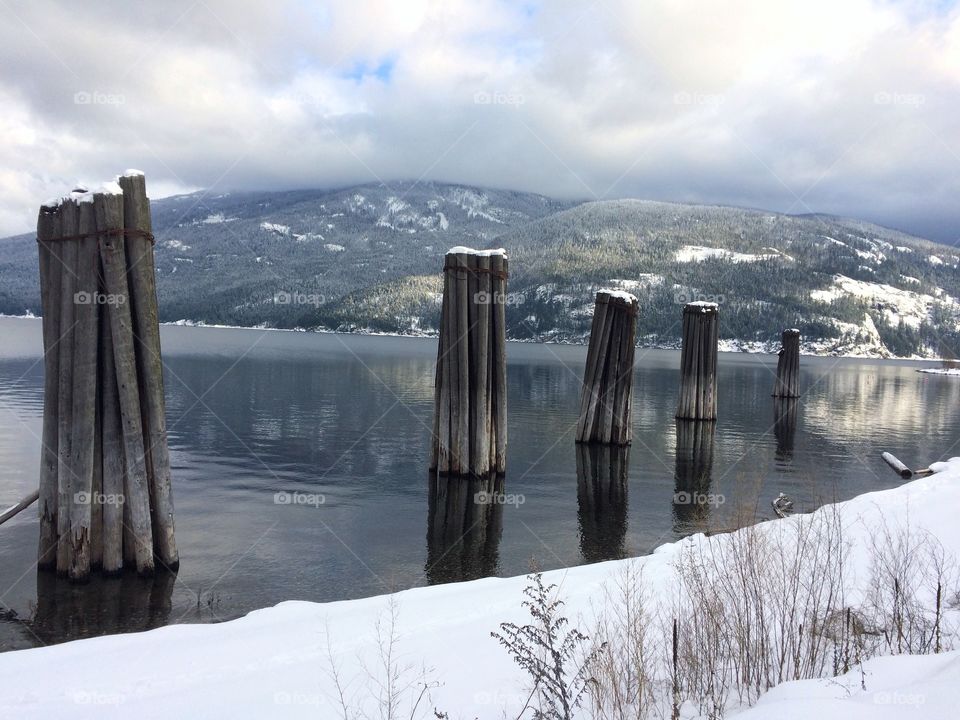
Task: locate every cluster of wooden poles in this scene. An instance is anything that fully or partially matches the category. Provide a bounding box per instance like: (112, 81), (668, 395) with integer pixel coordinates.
(431, 254), (804, 473)
(35, 172), (178, 582)
(429, 247), (508, 477)
(575, 291), (639, 444)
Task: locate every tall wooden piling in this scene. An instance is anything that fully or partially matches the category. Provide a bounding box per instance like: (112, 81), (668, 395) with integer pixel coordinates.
(430, 247), (508, 476)
(576, 290), (638, 445)
(36, 203), (62, 569)
(772, 328), (800, 398)
(120, 173), (178, 569)
(66, 197), (100, 581)
(55, 198), (79, 574)
(96, 188), (155, 576)
(676, 302), (719, 420)
(35, 172), (176, 581)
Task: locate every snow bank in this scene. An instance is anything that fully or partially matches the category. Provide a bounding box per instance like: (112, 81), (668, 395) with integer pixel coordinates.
(735, 650), (960, 719)
(3, 461), (960, 718)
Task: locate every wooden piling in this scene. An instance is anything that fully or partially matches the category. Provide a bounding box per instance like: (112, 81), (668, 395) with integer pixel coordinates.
(100, 297), (126, 575)
(36, 202), (62, 569)
(490, 252), (508, 474)
(431, 247), (508, 476)
(34, 173), (176, 581)
(119, 172), (178, 569)
(576, 290), (638, 445)
(676, 302), (719, 420)
(96, 188), (155, 576)
(65, 198), (100, 581)
(56, 198), (79, 575)
(473, 253), (491, 477)
(772, 328), (801, 398)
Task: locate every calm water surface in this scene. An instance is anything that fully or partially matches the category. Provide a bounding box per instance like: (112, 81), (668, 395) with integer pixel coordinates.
(1, 316), (958, 650)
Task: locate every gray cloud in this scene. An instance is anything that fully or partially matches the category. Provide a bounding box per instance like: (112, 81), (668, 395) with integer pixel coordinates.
(1, 0), (959, 242)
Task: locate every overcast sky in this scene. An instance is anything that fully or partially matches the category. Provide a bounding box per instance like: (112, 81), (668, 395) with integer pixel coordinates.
(1, 0), (959, 242)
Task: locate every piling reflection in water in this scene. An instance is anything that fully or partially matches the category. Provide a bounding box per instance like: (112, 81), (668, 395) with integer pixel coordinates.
(773, 397), (799, 464)
(3, 569), (177, 647)
(576, 443), (629, 563)
(426, 473), (503, 584)
(673, 420), (717, 534)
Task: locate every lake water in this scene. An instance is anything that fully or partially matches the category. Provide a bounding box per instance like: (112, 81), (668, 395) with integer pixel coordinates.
(1, 316), (958, 651)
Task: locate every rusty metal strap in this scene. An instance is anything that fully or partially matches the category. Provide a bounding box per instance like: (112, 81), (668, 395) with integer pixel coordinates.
(37, 228), (156, 245)
(442, 262), (509, 280)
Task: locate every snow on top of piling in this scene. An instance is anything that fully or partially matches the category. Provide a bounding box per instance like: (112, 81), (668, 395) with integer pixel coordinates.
(122, 169), (145, 177)
(446, 246), (507, 258)
(685, 300), (719, 312)
(99, 180), (124, 195)
(600, 288), (638, 303)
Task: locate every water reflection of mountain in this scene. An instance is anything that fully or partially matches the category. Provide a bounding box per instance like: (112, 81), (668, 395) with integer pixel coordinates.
(426, 474), (503, 584)
(162, 346), (437, 487)
(576, 444), (629, 563)
(802, 365), (960, 454)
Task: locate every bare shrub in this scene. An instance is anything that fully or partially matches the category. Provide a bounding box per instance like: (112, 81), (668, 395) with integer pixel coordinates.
(672, 505), (849, 713)
(583, 562), (662, 720)
(492, 571), (602, 719)
(325, 597), (448, 720)
(863, 517), (959, 656)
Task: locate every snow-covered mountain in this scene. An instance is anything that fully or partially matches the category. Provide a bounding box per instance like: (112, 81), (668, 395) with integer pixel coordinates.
(1, 182), (958, 358)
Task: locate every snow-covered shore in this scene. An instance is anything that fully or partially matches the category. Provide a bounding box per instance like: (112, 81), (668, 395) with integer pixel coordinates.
(918, 367), (960, 376)
(2, 459), (960, 718)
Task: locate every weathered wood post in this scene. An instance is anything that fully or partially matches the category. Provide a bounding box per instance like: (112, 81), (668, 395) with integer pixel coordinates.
(34, 172), (177, 581)
(55, 197), (79, 574)
(576, 290), (638, 445)
(676, 302), (718, 420)
(36, 203), (62, 569)
(430, 247), (508, 476)
(575, 443), (628, 563)
(772, 328), (800, 398)
(65, 196), (100, 581)
(96, 186), (156, 576)
(119, 172), (179, 570)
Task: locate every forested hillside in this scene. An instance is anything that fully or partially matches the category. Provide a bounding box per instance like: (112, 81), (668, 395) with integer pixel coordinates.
(1, 182), (958, 358)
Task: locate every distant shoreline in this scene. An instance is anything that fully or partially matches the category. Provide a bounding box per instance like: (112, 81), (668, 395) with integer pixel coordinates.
(1, 313), (944, 363)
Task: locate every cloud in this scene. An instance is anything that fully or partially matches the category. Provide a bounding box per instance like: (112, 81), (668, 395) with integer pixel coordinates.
(0, 0), (958, 241)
